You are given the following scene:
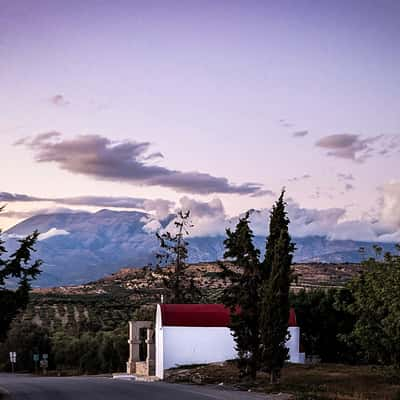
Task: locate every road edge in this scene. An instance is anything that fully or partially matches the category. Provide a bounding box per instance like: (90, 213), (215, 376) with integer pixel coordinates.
(0, 386), (11, 400)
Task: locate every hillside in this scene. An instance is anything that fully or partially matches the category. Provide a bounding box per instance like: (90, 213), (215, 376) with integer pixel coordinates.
(22, 261), (363, 335)
(4, 210), (397, 287)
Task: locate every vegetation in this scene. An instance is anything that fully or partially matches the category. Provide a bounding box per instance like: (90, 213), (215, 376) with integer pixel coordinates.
(0, 206), (42, 340)
(219, 189), (400, 385)
(50, 328), (128, 374)
(343, 249), (400, 367)
(290, 289), (357, 363)
(0, 291), (134, 373)
(220, 211), (261, 378)
(220, 190), (294, 382)
(260, 191), (295, 382)
(0, 320), (51, 372)
(1, 194), (399, 394)
(156, 210), (201, 303)
(290, 248), (400, 370)
(165, 361), (400, 400)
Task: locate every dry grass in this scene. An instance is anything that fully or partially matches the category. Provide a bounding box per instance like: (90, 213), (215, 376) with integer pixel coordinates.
(166, 362), (400, 400)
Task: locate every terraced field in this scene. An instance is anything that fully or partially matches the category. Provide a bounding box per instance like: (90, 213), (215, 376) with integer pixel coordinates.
(20, 262), (362, 334)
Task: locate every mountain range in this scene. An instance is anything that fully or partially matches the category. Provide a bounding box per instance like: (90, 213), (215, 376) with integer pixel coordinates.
(4, 209), (398, 287)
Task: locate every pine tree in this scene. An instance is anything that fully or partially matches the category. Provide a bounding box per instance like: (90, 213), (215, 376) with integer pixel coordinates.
(259, 190), (295, 383)
(0, 206), (42, 339)
(220, 212), (261, 379)
(156, 210), (201, 303)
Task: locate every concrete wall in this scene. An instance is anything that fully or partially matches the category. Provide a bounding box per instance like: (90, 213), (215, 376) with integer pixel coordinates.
(288, 327), (302, 362)
(155, 305), (164, 379)
(163, 326), (237, 370)
(155, 305), (305, 379)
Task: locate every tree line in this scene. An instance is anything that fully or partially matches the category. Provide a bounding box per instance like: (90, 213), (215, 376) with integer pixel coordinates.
(0, 319), (128, 374)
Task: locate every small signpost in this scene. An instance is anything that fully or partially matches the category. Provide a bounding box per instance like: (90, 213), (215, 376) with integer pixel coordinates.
(40, 354), (48, 375)
(33, 354), (39, 373)
(9, 352), (16, 373)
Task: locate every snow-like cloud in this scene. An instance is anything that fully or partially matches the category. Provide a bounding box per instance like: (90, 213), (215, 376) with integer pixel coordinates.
(381, 181), (400, 230)
(3, 184), (400, 244)
(16, 133), (269, 196)
(162, 192), (400, 243)
(39, 227), (70, 241)
(174, 197), (228, 237)
(247, 202), (347, 238)
(141, 217), (162, 233)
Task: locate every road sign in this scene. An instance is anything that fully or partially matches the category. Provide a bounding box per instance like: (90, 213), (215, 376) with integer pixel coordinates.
(42, 353), (48, 360)
(33, 354), (39, 362)
(9, 352), (16, 373)
(40, 359), (48, 368)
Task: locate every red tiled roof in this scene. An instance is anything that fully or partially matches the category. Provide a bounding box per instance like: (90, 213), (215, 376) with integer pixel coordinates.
(160, 304), (297, 327)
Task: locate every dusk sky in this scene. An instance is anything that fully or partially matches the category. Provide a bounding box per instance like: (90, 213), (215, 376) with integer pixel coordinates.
(1, 0), (400, 241)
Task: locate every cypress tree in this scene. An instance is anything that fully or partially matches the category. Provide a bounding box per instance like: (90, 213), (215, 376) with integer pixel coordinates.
(260, 190), (295, 383)
(220, 212), (261, 379)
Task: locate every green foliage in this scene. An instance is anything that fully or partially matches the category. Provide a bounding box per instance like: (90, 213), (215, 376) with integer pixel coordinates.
(0, 319), (51, 372)
(0, 207), (42, 340)
(0, 231), (42, 288)
(344, 252), (400, 366)
(220, 211), (261, 378)
(132, 304), (156, 322)
(290, 289), (357, 363)
(259, 190), (295, 382)
(220, 191), (295, 382)
(156, 210), (201, 303)
(40, 327), (129, 374)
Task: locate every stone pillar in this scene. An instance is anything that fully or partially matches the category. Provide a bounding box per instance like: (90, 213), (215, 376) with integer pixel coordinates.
(146, 328), (155, 376)
(126, 321), (141, 374)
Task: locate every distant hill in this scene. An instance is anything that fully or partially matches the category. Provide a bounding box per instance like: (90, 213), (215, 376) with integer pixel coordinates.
(4, 210), (398, 287)
(26, 261), (363, 335)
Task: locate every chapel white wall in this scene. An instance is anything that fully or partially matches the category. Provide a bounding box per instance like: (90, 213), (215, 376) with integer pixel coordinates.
(154, 305), (305, 379)
(155, 305), (164, 378)
(163, 326), (237, 371)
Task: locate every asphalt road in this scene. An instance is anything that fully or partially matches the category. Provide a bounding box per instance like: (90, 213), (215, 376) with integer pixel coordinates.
(0, 374), (277, 400)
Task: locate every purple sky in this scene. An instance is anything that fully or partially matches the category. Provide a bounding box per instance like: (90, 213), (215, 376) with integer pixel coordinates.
(1, 0), (400, 240)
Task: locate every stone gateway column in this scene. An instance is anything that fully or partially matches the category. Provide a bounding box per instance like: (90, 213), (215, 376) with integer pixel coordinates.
(146, 328), (155, 376)
(126, 321), (141, 374)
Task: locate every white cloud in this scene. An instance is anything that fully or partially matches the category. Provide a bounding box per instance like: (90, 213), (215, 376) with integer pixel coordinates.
(162, 197), (228, 237)
(4, 185), (400, 244)
(247, 202), (346, 238)
(141, 218), (162, 233)
(39, 228), (70, 241)
(381, 181), (400, 229)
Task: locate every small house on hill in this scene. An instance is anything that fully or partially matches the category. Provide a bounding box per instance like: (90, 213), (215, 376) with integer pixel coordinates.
(126, 303), (305, 380)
